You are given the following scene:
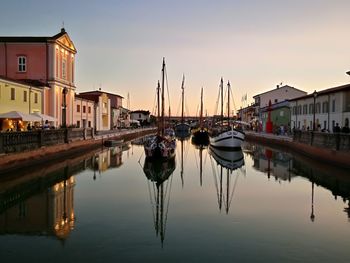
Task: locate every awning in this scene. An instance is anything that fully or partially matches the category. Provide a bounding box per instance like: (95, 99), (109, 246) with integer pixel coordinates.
(31, 112), (57, 122)
(0, 111), (41, 122)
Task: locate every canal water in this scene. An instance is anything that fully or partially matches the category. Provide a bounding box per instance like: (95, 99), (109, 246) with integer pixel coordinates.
(0, 137), (349, 262)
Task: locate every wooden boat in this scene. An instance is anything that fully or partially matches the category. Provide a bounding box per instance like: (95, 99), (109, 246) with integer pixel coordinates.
(192, 87), (209, 145)
(209, 78), (245, 149)
(144, 58), (176, 160)
(174, 75), (191, 138)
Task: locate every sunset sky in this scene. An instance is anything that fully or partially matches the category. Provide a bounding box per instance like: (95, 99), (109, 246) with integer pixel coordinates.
(1, 0), (350, 116)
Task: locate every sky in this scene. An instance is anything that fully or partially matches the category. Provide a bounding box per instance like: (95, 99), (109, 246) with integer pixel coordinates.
(1, 0), (350, 116)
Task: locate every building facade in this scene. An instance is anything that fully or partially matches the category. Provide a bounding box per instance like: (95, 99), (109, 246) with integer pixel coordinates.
(130, 110), (150, 126)
(290, 84), (350, 132)
(0, 28), (77, 127)
(73, 95), (95, 128)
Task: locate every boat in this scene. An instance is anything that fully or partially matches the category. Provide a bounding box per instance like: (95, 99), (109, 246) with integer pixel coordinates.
(192, 87), (209, 145)
(209, 78), (245, 149)
(209, 146), (244, 214)
(144, 58), (176, 160)
(174, 75), (191, 138)
(143, 157), (176, 246)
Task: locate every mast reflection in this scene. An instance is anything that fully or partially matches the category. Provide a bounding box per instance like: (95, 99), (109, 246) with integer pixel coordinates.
(143, 158), (176, 247)
(209, 146), (244, 214)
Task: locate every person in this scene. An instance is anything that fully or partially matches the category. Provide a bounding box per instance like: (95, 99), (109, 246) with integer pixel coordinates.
(27, 123), (32, 131)
(43, 120), (50, 130)
(333, 123), (341, 133)
(341, 125), (350, 133)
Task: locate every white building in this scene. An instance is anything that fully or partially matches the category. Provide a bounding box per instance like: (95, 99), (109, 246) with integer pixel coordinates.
(290, 83), (350, 132)
(73, 95), (95, 128)
(130, 110), (150, 125)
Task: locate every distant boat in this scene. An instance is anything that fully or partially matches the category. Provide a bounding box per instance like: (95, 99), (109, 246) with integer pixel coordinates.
(144, 58), (176, 160)
(175, 75), (191, 138)
(192, 87), (209, 145)
(209, 78), (245, 149)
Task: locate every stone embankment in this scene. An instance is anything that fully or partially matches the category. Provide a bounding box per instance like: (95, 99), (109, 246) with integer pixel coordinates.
(245, 131), (350, 169)
(0, 128), (156, 175)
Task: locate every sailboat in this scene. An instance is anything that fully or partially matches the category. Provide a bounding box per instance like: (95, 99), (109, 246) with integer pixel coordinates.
(143, 157), (176, 246)
(144, 58), (176, 160)
(192, 87), (209, 145)
(209, 78), (245, 149)
(174, 75), (191, 138)
(209, 146), (244, 213)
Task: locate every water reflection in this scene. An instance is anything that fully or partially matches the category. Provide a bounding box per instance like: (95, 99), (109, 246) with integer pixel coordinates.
(209, 146), (245, 214)
(243, 142), (350, 221)
(142, 158), (176, 247)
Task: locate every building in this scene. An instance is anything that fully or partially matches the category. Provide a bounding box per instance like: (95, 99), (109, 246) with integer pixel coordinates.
(0, 28), (77, 127)
(130, 110), (150, 126)
(0, 76), (42, 114)
(290, 83), (350, 132)
(77, 90), (124, 130)
(253, 84), (307, 131)
(260, 100), (291, 133)
(73, 95), (95, 128)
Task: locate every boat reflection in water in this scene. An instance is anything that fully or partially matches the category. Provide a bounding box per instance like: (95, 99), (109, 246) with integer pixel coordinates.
(143, 157), (176, 247)
(209, 146), (244, 214)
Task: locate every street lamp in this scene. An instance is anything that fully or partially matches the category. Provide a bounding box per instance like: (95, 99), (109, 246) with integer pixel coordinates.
(313, 90), (317, 131)
(346, 71), (350, 76)
(62, 87), (68, 128)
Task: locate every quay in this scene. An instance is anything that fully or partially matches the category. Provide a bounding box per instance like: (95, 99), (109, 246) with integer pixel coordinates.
(245, 131), (350, 169)
(0, 127), (156, 175)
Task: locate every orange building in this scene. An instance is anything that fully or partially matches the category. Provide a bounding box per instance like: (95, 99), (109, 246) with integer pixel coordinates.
(0, 28), (77, 127)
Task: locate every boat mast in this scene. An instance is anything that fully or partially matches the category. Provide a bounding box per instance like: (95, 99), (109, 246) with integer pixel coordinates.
(161, 58), (165, 136)
(200, 87), (203, 129)
(157, 81), (161, 135)
(221, 77), (224, 126)
(181, 74), (185, 124)
(227, 81), (230, 125)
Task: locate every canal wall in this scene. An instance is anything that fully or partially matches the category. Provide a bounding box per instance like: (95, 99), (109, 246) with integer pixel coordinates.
(0, 127), (156, 175)
(245, 131), (350, 169)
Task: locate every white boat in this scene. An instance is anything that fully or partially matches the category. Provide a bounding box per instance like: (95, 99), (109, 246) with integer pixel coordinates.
(209, 78), (245, 149)
(144, 58), (176, 160)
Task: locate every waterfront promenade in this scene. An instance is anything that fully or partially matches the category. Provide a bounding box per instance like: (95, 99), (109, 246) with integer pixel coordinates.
(0, 127), (156, 174)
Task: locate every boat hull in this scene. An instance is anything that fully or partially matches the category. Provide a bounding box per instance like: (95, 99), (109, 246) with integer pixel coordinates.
(209, 146), (244, 170)
(209, 128), (245, 149)
(144, 135), (176, 160)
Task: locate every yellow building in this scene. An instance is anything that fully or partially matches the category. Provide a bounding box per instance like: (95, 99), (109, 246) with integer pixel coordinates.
(0, 77), (43, 114)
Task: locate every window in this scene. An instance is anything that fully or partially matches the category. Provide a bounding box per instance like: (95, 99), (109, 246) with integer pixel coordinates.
(324, 120), (327, 130)
(303, 105), (308, 115)
(62, 58), (67, 79)
(34, 93), (38, 103)
(309, 104), (314, 114)
(322, 101), (329, 113)
(11, 88), (15, 100)
(83, 105), (86, 113)
(18, 56), (26, 72)
(23, 90), (27, 102)
(88, 106), (91, 114)
(332, 99), (336, 112)
(88, 121), (91, 127)
(280, 110), (284, 117)
(77, 105), (80, 112)
(298, 105), (302, 115)
(274, 99), (278, 103)
(316, 103), (321, 114)
(77, 120), (80, 128)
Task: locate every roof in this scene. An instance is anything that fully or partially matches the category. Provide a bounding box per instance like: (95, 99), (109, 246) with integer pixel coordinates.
(253, 85), (306, 98)
(260, 100), (290, 112)
(0, 28), (66, 43)
(79, 90), (124, 99)
(0, 76), (46, 88)
(0, 28), (76, 53)
(289, 83), (350, 102)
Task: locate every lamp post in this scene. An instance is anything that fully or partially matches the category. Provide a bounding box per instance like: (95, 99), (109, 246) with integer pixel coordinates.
(62, 87), (68, 128)
(313, 90), (317, 131)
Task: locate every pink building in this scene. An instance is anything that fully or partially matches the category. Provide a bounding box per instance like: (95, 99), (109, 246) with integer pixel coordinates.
(0, 28), (77, 127)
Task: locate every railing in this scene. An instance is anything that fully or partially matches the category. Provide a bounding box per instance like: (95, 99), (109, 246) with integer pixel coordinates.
(0, 128), (94, 154)
(293, 131), (350, 151)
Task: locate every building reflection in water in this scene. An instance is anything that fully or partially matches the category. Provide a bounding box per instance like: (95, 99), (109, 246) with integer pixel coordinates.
(209, 146), (245, 214)
(243, 142), (350, 221)
(0, 168), (76, 243)
(142, 158), (176, 247)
